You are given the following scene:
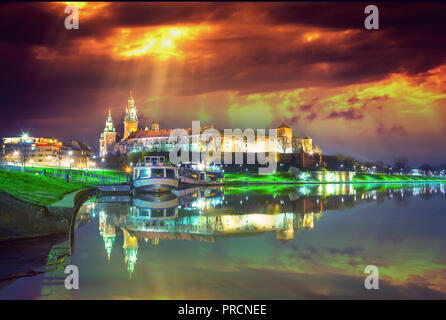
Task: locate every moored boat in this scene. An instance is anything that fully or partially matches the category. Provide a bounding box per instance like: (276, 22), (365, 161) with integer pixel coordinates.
(132, 156), (179, 193)
(179, 162), (225, 185)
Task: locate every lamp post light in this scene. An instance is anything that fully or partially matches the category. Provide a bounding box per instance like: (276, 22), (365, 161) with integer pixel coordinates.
(19, 134), (30, 171)
(101, 158), (105, 183)
(13, 151), (20, 166)
(68, 150), (73, 173)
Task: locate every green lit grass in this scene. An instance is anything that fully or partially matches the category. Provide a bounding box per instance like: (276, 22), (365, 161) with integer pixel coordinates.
(352, 173), (445, 182)
(0, 169), (90, 206)
(226, 172), (446, 184)
(225, 172), (297, 184)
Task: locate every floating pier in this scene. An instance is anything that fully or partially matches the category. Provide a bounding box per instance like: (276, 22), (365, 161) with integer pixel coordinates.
(98, 184), (132, 193)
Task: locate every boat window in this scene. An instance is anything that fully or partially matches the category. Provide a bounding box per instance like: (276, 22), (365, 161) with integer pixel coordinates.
(151, 168), (164, 178)
(139, 169), (150, 178)
(166, 169), (176, 178)
(166, 207), (177, 217)
(151, 209), (164, 218)
(138, 208), (150, 216)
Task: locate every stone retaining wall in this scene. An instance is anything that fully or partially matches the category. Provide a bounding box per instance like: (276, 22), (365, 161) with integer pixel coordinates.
(0, 188), (96, 241)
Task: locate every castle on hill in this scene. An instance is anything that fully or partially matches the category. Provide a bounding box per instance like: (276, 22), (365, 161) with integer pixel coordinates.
(99, 92), (323, 166)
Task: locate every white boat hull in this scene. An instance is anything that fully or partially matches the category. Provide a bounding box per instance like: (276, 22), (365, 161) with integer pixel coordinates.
(133, 193), (179, 208)
(134, 178), (179, 192)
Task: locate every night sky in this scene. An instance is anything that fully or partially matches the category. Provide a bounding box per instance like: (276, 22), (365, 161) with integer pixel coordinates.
(0, 2), (445, 165)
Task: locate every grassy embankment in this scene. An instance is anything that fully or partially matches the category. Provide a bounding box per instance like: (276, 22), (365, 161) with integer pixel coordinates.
(225, 172), (297, 184)
(223, 182), (428, 196)
(0, 169), (90, 206)
(352, 173), (446, 182)
(225, 172), (446, 184)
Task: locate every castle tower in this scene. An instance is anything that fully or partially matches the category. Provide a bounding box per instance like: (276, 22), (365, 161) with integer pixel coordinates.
(103, 224), (116, 262)
(99, 107), (117, 158)
(301, 136), (313, 154)
(122, 229), (138, 278)
(123, 91), (138, 139)
(151, 121), (159, 132)
(276, 123), (293, 153)
(276, 214), (294, 241)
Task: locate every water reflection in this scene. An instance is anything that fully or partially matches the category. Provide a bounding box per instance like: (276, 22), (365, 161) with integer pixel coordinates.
(2, 183), (445, 299)
(81, 183), (446, 279)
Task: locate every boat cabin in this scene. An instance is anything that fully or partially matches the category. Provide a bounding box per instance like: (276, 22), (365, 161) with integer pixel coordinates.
(133, 156), (179, 180)
(144, 156), (165, 165)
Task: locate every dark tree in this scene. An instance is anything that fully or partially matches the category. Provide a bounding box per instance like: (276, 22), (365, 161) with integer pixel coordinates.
(394, 156), (409, 171)
(420, 163), (433, 172)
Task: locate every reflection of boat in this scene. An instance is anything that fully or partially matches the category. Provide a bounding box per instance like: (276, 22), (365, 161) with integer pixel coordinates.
(98, 195), (131, 203)
(132, 193), (179, 219)
(178, 187), (224, 209)
(179, 162), (224, 185)
(132, 156), (179, 193)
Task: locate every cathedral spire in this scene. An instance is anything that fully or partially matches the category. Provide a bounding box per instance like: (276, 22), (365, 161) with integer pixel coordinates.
(104, 106), (116, 133)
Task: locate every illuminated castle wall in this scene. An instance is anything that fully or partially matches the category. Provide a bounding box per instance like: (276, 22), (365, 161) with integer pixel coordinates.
(99, 92), (323, 160)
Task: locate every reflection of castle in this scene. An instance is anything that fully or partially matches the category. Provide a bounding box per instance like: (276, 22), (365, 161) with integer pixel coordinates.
(95, 189), (326, 276)
(99, 92), (323, 162)
(93, 184), (439, 277)
(99, 211), (116, 261)
(122, 229), (138, 278)
(99, 211), (116, 262)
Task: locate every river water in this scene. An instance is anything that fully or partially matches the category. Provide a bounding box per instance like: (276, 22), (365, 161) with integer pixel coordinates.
(1, 183), (446, 299)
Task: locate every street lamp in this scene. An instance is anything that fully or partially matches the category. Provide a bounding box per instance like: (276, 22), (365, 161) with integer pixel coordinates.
(68, 150), (73, 172)
(101, 158), (105, 182)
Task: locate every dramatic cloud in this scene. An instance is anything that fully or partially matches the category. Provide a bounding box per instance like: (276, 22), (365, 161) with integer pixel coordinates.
(327, 109), (364, 120)
(0, 2), (445, 164)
